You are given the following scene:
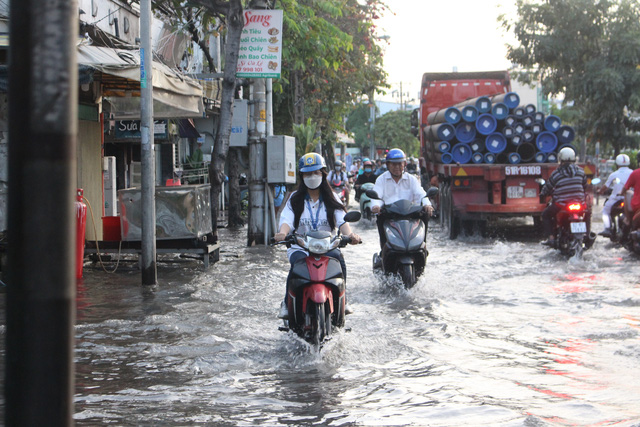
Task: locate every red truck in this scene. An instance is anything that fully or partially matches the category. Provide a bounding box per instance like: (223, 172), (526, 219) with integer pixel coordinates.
(413, 71), (595, 239)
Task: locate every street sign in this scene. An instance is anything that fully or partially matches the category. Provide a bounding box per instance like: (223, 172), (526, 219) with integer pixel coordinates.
(236, 9), (283, 78)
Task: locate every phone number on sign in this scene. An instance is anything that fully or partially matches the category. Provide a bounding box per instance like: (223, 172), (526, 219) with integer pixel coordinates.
(505, 166), (542, 176)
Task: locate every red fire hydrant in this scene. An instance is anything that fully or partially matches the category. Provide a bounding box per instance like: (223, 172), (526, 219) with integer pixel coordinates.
(76, 188), (87, 279)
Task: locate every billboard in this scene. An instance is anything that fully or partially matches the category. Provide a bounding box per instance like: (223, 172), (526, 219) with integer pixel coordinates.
(236, 9), (283, 78)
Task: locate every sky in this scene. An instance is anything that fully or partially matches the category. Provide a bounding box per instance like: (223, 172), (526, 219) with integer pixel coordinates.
(375, 0), (518, 104)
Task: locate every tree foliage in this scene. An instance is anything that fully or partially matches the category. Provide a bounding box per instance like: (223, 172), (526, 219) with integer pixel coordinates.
(501, 0), (640, 154)
(375, 110), (419, 157)
(273, 0), (388, 139)
(292, 118), (320, 159)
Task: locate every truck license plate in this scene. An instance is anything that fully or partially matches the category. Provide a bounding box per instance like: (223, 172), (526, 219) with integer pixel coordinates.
(570, 222), (587, 233)
(507, 186), (523, 198)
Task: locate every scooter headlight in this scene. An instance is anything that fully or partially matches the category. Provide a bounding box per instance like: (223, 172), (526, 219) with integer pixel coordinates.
(307, 236), (333, 254)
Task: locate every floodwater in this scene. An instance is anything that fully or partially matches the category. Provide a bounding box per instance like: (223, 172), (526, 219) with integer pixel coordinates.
(3, 203), (640, 426)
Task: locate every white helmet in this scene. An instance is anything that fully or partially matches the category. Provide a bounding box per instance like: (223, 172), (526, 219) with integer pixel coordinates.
(558, 147), (576, 163)
(616, 154), (630, 167)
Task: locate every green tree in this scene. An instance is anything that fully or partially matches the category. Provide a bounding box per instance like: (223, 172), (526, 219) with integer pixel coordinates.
(375, 110), (419, 156)
(502, 0), (640, 155)
(273, 0), (388, 141)
(292, 118), (320, 159)
(346, 102), (376, 152)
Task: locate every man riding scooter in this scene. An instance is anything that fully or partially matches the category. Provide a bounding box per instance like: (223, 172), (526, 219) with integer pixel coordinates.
(598, 154), (632, 237)
(371, 149), (434, 248)
(540, 147), (589, 247)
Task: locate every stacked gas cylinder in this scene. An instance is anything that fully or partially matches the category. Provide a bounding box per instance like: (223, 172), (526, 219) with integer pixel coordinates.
(423, 92), (576, 165)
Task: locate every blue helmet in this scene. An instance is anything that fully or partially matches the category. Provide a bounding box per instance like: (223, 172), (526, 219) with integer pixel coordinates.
(386, 148), (406, 163)
(298, 152), (326, 172)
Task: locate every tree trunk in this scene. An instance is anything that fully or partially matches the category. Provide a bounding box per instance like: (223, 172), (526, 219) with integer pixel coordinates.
(227, 147), (244, 227)
(209, 0), (243, 241)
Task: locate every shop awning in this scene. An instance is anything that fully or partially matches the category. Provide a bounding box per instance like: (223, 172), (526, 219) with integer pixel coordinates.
(77, 43), (205, 119)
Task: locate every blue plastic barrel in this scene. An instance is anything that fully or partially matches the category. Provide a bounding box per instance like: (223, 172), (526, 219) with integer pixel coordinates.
(451, 143), (472, 164)
(440, 152), (453, 164)
(484, 152), (496, 164)
(534, 152), (547, 163)
(472, 152), (484, 164)
(445, 107), (462, 124)
(455, 122), (476, 143)
(476, 114), (497, 135)
(485, 132), (507, 153)
(544, 115), (562, 132)
(547, 152), (558, 163)
(508, 152), (522, 164)
(438, 141), (451, 153)
(505, 115), (517, 127)
(461, 105), (478, 123)
(475, 96), (492, 113)
(557, 125), (575, 144)
(492, 103), (509, 120)
(536, 131), (558, 153)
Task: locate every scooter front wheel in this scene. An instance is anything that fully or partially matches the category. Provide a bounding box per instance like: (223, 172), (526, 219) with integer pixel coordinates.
(311, 302), (329, 347)
(399, 263), (416, 289)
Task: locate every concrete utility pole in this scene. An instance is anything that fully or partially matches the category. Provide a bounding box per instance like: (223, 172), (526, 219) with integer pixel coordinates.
(6, 0), (77, 425)
(140, 0), (157, 286)
(248, 78), (267, 245)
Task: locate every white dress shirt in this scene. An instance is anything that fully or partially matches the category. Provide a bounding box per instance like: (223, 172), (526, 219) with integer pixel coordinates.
(371, 171), (431, 209)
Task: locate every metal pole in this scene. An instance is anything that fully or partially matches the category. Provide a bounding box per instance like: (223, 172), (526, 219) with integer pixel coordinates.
(6, 0), (77, 424)
(140, 0), (157, 285)
(369, 98), (376, 160)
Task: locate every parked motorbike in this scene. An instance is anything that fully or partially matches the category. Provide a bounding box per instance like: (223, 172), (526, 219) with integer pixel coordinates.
(367, 188), (438, 288)
(271, 211), (361, 347)
(358, 182), (375, 221)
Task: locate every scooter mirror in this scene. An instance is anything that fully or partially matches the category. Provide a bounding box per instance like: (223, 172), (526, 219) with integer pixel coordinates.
(426, 187), (439, 198)
(591, 177), (601, 185)
(343, 211), (362, 223)
(365, 189), (380, 200)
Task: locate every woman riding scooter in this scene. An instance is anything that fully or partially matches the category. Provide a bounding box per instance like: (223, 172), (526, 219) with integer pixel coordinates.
(274, 153), (361, 319)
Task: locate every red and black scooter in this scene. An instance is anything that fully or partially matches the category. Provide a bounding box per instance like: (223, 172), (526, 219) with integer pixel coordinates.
(272, 211), (360, 347)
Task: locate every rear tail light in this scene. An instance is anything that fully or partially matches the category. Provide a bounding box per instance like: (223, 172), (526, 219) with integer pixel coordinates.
(568, 203), (582, 211)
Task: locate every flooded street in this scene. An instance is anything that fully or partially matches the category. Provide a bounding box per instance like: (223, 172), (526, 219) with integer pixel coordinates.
(3, 205), (640, 426)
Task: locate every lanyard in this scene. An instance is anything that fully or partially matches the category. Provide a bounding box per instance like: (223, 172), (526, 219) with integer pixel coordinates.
(305, 195), (323, 230)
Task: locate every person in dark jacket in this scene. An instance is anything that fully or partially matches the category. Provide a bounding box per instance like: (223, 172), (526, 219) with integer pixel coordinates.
(540, 147), (588, 246)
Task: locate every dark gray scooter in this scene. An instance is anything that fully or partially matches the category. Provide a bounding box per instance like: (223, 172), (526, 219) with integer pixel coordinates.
(367, 188), (438, 288)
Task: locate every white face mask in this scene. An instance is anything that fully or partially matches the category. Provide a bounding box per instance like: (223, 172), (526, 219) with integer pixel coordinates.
(304, 174), (323, 189)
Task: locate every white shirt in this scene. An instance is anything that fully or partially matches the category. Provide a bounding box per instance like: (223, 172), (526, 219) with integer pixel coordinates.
(605, 166), (632, 196)
(371, 171), (431, 209)
(278, 190), (346, 258)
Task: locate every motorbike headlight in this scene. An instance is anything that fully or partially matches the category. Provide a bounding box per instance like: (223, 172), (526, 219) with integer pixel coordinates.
(307, 236), (332, 254)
